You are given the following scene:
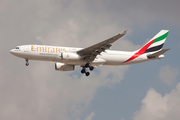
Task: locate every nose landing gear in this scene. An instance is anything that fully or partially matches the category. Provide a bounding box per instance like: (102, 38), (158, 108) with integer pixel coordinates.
(25, 59), (29, 66)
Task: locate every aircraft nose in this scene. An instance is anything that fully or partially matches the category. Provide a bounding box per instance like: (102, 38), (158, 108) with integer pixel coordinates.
(10, 49), (15, 55)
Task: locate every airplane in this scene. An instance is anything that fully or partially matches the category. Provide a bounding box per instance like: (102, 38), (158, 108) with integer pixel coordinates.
(10, 30), (169, 76)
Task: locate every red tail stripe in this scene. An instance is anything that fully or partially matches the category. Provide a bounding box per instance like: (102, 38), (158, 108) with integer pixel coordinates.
(123, 39), (155, 63)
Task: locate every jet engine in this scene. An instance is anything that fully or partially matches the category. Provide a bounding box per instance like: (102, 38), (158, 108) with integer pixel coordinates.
(55, 62), (75, 71)
(62, 53), (80, 60)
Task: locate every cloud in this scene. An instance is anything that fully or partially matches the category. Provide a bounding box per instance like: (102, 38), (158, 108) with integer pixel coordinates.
(0, 0), (132, 119)
(133, 82), (180, 120)
(159, 65), (178, 85)
(1, 0), (180, 120)
(84, 112), (95, 120)
(48, 65), (129, 120)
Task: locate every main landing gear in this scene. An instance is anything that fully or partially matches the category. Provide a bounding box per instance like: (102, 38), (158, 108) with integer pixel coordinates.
(81, 63), (94, 76)
(25, 59), (29, 66)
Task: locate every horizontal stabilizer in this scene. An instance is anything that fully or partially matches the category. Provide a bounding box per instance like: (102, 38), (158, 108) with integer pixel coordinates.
(147, 49), (170, 59)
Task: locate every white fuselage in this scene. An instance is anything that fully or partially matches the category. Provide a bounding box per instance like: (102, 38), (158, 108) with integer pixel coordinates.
(10, 45), (153, 66)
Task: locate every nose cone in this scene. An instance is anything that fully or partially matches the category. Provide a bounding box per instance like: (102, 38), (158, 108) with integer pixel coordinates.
(10, 48), (23, 58)
(10, 49), (16, 55)
(10, 49), (14, 54)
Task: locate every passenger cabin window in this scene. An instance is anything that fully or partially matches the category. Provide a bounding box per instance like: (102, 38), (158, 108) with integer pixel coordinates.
(16, 47), (19, 49)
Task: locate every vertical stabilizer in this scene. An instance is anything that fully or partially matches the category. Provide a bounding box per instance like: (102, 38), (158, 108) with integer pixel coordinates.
(144, 30), (169, 53)
(123, 30), (169, 63)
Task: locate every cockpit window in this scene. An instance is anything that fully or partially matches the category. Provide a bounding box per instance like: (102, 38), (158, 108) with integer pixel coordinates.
(16, 47), (19, 49)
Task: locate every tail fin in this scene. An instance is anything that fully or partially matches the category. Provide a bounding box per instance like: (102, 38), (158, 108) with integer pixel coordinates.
(142, 30), (169, 53)
(123, 30), (169, 63)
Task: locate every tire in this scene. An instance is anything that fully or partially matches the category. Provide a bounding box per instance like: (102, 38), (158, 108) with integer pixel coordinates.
(89, 66), (94, 71)
(86, 72), (90, 76)
(81, 69), (85, 74)
(26, 63), (29, 66)
(85, 63), (90, 68)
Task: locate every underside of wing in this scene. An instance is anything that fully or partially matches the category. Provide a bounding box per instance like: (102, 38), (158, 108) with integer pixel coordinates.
(77, 30), (127, 61)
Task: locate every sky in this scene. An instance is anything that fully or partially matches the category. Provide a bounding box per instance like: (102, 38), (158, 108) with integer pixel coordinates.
(0, 0), (180, 120)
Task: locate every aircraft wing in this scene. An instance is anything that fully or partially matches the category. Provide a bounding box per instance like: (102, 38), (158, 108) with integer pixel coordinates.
(147, 49), (170, 59)
(77, 30), (127, 61)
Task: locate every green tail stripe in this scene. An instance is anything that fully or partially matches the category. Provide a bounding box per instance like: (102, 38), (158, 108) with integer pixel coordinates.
(153, 31), (169, 44)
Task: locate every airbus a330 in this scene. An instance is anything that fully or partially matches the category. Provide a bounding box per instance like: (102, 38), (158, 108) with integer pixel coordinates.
(10, 30), (169, 76)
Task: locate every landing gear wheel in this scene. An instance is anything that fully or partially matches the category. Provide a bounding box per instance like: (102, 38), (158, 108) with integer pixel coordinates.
(85, 63), (90, 68)
(25, 59), (29, 66)
(81, 65), (91, 76)
(85, 72), (90, 76)
(25, 62), (29, 66)
(89, 66), (94, 71)
(81, 69), (86, 74)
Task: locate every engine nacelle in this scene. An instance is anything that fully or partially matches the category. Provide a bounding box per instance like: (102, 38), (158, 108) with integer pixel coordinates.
(55, 62), (75, 71)
(62, 53), (80, 60)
